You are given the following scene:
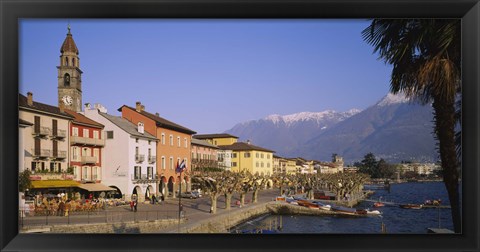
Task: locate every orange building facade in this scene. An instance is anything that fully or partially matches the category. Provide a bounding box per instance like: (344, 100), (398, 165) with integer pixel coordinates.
(119, 102), (196, 197)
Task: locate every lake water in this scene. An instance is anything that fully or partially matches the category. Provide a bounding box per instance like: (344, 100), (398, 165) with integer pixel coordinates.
(232, 182), (455, 234)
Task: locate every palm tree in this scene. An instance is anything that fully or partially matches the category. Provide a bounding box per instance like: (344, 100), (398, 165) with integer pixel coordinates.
(362, 19), (461, 232)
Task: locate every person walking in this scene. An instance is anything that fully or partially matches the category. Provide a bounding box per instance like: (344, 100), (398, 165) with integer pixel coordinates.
(57, 201), (65, 216)
(130, 200), (134, 211)
(134, 200), (138, 212)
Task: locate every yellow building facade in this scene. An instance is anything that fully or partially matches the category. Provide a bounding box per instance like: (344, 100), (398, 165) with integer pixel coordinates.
(193, 133), (238, 146)
(222, 142), (274, 176)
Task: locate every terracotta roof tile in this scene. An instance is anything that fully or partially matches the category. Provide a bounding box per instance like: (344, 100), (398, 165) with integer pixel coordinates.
(64, 109), (104, 128)
(193, 133), (238, 139)
(19, 94), (74, 119)
(218, 142), (275, 153)
(118, 105), (196, 135)
(61, 32), (79, 54)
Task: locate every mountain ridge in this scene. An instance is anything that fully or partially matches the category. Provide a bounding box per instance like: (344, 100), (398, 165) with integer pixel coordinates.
(225, 93), (437, 163)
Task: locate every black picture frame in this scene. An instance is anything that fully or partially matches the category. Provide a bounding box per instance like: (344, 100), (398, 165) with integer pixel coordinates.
(1, 0), (479, 251)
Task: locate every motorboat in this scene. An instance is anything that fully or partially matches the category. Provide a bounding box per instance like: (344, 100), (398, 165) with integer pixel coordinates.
(373, 202), (385, 208)
(399, 204), (423, 209)
(365, 209), (382, 215)
(312, 201), (332, 211)
(331, 205), (358, 215)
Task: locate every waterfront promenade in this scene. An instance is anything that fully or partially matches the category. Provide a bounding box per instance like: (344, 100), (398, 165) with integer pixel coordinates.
(20, 189), (281, 233)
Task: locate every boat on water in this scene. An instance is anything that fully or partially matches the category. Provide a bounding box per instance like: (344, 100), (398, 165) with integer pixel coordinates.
(424, 199), (442, 206)
(399, 204), (423, 209)
(331, 205), (358, 215)
(296, 200), (319, 209)
(365, 209), (382, 215)
(312, 201), (332, 211)
(373, 202), (385, 208)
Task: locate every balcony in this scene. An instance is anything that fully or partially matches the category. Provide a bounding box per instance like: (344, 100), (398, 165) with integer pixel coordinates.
(81, 156), (98, 164)
(51, 150), (67, 160)
(30, 172), (74, 181)
(51, 129), (67, 139)
(32, 148), (51, 158)
(148, 155), (156, 164)
(131, 173), (157, 182)
(70, 136), (105, 146)
(135, 154), (145, 163)
(32, 126), (51, 137)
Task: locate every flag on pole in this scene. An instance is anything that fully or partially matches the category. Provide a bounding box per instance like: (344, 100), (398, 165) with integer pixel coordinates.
(175, 159), (186, 173)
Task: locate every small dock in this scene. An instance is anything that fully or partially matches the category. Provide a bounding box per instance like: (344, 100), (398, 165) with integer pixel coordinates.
(363, 199), (451, 209)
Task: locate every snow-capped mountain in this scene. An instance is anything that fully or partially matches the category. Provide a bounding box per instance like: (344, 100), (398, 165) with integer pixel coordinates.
(225, 93), (437, 163)
(376, 92), (411, 107)
(265, 109), (361, 126)
(225, 109), (361, 156)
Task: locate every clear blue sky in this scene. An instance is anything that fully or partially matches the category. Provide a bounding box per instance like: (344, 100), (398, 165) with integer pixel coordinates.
(19, 19), (392, 134)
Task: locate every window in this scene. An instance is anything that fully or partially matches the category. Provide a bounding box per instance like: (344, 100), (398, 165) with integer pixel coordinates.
(267, 154), (270, 159)
(82, 148), (88, 157)
(82, 129), (89, 138)
(261, 153), (264, 158)
(256, 153), (259, 158)
(184, 138), (187, 148)
(73, 166), (79, 178)
(72, 147), (79, 161)
(72, 127), (79, 137)
(256, 162), (259, 167)
(106, 131), (114, 139)
(135, 138), (139, 143)
(244, 152), (250, 158)
(169, 135), (173, 146)
(161, 133), (165, 145)
(147, 167), (153, 179)
(135, 147), (139, 155)
(93, 149), (99, 158)
(161, 156), (166, 169)
(65, 57), (69, 66)
(148, 140), (151, 145)
(82, 167), (88, 180)
(232, 153), (237, 158)
(72, 58), (75, 67)
(93, 130), (99, 139)
(177, 136), (181, 147)
(92, 167), (98, 180)
(169, 157), (174, 170)
(64, 73), (70, 86)
(261, 162), (264, 168)
(134, 166), (141, 179)
(232, 162), (237, 167)
(267, 163), (270, 168)
(31, 161), (45, 172)
(148, 148), (151, 157)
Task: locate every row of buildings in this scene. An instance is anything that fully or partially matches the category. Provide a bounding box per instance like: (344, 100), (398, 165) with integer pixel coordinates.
(19, 27), (345, 202)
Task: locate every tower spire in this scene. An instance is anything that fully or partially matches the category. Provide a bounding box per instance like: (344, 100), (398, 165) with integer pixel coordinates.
(67, 23), (71, 34)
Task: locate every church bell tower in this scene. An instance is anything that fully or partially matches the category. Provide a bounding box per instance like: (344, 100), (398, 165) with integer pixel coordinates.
(58, 25), (82, 112)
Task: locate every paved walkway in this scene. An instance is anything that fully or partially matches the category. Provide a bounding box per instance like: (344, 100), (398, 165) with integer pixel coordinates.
(20, 189), (281, 232)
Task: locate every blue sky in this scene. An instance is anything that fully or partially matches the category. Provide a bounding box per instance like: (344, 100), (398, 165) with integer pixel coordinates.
(19, 19), (392, 134)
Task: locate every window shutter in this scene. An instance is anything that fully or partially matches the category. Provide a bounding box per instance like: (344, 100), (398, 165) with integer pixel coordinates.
(52, 119), (58, 136)
(53, 140), (58, 157)
(34, 138), (40, 155)
(34, 116), (40, 133)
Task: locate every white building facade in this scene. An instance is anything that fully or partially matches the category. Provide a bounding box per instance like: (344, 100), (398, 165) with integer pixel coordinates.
(83, 104), (158, 202)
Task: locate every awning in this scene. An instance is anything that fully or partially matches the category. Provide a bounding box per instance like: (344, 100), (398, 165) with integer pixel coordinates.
(76, 183), (117, 192)
(31, 180), (80, 189)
